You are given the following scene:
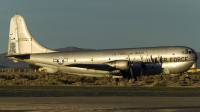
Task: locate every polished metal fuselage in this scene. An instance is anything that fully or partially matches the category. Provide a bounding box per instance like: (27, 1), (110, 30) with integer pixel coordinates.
(18, 46), (197, 77)
(7, 14), (198, 78)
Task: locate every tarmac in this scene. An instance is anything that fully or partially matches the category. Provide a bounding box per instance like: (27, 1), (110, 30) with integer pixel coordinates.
(0, 97), (200, 112)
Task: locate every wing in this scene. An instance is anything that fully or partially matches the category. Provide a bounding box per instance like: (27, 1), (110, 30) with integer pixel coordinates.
(66, 63), (116, 71)
(66, 60), (129, 71)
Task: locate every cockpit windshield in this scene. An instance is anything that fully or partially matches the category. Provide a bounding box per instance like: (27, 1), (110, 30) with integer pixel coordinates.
(182, 49), (195, 54)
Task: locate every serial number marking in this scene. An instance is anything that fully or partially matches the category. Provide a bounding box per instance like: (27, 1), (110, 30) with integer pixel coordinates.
(18, 38), (32, 42)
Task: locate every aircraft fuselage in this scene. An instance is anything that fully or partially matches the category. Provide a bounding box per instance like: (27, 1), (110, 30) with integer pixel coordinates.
(15, 46), (197, 78)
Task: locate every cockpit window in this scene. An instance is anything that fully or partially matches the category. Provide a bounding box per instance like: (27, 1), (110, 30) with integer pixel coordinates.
(182, 49), (188, 54)
(182, 49), (194, 54)
(191, 49), (195, 54)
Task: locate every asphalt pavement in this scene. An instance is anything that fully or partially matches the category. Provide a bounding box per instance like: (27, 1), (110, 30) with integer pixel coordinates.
(0, 97), (200, 112)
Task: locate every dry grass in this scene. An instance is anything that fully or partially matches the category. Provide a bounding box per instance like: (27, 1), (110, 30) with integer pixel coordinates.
(0, 71), (200, 87)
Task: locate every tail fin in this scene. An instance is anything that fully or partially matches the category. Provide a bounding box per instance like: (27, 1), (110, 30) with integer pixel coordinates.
(8, 14), (56, 55)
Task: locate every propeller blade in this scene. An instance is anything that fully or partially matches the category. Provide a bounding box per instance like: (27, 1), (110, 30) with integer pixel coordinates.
(150, 55), (154, 63)
(130, 67), (137, 81)
(140, 68), (143, 76)
(130, 67), (133, 78)
(142, 63), (149, 76)
(159, 56), (163, 65)
(134, 75), (137, 81)
(127, 56), (137, 81)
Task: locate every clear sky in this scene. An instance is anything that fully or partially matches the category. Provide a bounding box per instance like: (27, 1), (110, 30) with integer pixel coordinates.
(0, 0), (200, 53)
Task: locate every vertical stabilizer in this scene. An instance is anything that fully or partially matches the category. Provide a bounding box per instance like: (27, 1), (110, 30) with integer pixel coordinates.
(8, 14), (56, 55)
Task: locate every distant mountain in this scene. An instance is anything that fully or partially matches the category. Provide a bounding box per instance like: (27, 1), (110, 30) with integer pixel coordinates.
(0, 53), (28, 69)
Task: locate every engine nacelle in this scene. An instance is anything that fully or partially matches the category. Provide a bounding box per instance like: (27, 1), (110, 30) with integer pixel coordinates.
(43, 67), (58, 73)
(131, 62), (143, 71)
(170, 74), (181, 77)
(35, 63), (59, 73)
(106, 60), (129, 70)
(109, 70), (121, 75)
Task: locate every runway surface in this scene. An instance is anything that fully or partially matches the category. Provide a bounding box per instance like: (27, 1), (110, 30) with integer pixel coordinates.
(1, 97), (200, 112)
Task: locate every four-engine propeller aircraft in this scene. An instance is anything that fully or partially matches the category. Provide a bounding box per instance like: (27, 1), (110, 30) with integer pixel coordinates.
(6, 14), (198, 81)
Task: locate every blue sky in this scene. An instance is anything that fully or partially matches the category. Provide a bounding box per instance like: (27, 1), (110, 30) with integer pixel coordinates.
(0, 0), (200, 53)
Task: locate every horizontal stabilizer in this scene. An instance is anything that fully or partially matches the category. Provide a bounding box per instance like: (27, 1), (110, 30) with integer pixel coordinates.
(5, 54), (30, 59)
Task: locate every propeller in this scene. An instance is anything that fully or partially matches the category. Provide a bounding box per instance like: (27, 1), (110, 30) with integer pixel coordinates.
(159, 56), (163, 65)
(151, 55), (163, 65)
(127, 55), (137, 81)
(150, 55), (164, 75)
(150, 55), (155, 63)
(140, 62), (147, 76)
(126, 55), (164, 81)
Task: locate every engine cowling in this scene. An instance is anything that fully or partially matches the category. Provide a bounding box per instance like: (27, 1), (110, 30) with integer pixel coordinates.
(131, 62), (143, 71)
(35, 63), (59, 73)
(43, 67), (58, 73)
(170, 74), (181, 77)
(106, 60), (129, 70)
